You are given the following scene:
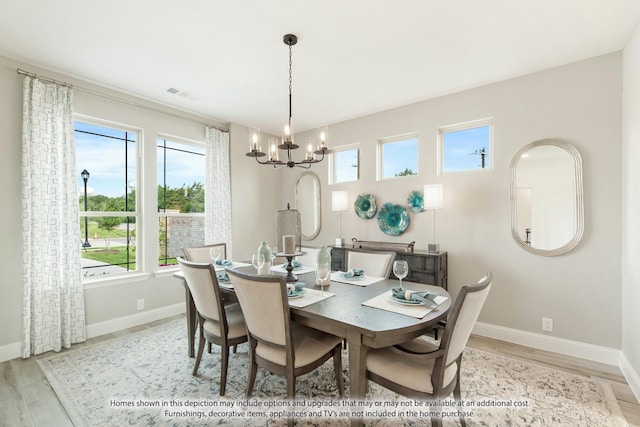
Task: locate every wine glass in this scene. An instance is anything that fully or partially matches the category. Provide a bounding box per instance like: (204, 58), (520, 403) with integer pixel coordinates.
(252, 253), (265, 273)
(393, 260), (409, 290)
(316, 262), (331, 295)
(209, 247), (222, 264)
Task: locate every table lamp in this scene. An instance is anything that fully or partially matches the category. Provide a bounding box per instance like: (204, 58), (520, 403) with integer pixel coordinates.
(424, 184), (443, 253)
(332, 191), (349, 247)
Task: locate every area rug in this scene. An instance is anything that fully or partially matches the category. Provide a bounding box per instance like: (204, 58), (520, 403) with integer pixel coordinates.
(37, 318), (628, 426)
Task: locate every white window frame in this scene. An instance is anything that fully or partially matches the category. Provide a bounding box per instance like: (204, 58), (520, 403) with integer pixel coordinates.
(329, 143), (360, 185)
(377, 132), (419, 181)
(75, 115), (142, 283)
(438, 118), (493, 175)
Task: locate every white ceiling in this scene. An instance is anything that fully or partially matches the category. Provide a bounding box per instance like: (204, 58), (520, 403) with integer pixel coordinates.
(1, 0), (640, 135)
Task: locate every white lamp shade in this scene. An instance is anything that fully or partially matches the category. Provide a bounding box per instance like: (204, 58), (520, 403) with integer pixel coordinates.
(423, 184), (443, 210)
(332, 191), (349, 212)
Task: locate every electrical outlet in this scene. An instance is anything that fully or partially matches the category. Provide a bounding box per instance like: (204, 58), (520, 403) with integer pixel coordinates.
(136, 299), (144, 310)
(542, 317), (553, 332)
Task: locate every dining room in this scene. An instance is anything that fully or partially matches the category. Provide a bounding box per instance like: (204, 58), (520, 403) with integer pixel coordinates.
(1, 1), (640, 426)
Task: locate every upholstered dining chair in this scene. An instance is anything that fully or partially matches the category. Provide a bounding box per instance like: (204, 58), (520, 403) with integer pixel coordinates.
(226, 269), (344, 401)
(177, 257), (248, 396)
(182, 242), (227, 263)
(346, 248), (397, 278)
(295, 246), (322, 267)
(365, 272), (492, 427)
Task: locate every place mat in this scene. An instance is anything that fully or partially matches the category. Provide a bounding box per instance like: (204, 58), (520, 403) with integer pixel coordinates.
(270, 263), (316, 275)
(287, 288), (335, 308)
(330, 271), (385, 287)
(362, 290), (448, 318)
(214, 261), (250, 272)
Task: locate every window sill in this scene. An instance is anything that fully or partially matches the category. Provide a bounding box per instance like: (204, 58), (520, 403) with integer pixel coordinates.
(83, 272), (151, 289)
(155, 266), (181, 279)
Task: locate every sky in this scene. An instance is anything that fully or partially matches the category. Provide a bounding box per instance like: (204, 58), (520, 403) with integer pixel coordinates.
(75, 121), (204, 198)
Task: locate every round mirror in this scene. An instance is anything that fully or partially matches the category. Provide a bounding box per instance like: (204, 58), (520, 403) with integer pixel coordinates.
(294, 172), (321, 240)
(509, 139), (584, 256)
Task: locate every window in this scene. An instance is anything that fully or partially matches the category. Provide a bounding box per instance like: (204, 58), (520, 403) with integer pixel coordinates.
(157, 137), (205, 268)
(439, 119), (492, 173)
(378, 134), (419, 179)
(331, 145), (359, 184)
(75, 120), (138, 278)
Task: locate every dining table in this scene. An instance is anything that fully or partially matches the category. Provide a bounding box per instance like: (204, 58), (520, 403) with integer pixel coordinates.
(173, 263), (452, 425)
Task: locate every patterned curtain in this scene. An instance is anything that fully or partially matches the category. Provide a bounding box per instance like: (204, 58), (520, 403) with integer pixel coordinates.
(21, 76), (86, 357)
(204, 126), (233, 257)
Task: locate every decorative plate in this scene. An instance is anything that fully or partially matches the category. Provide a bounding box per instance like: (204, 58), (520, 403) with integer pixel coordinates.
(407, 190), (424, 213)
(354, 194), (377, 219)
(377, 203), (410, 236)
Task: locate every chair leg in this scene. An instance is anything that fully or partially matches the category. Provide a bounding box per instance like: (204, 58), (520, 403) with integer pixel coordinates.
(233, 344), (237, 353)
(246, 355), (258, 398)
(332, 345), (344, 397)
(219, 345), (230, 396)
(453, 373), (466, 426)
(287, 374), (295, 399)
(192, 324), (206, 376)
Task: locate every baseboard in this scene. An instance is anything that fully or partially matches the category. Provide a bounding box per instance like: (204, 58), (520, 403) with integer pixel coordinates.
(0, 303), (185, 363)
(86, 303), (185, 338)
(0, 341), (22, 363)
(473, 321), (621, 366)
(620, 352), (640, 403)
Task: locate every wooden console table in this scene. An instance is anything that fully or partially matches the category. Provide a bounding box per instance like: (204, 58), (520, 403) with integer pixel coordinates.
(330, 246), (448, 289)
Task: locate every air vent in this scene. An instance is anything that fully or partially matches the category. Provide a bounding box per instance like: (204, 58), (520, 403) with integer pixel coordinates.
(165, 87), (200, 101)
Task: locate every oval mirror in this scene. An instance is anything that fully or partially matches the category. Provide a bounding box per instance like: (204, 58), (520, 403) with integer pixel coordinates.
(294, 172), (321, 240)
(509, 139), (584, 256)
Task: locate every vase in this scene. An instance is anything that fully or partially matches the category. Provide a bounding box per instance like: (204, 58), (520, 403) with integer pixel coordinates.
(257, 241), (271, 275)
(316, 245), (332, 286)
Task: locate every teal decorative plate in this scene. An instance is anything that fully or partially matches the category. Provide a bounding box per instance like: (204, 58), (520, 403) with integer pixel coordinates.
(354, 194), (377, 219)
(377, 203), (410, 236)
(407, 190), (424, 213)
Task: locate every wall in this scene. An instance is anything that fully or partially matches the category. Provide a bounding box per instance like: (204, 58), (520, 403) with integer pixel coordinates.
(282, 52), (623, 350)
(0, 54), (281, 359)
(622, 23), (640, 399)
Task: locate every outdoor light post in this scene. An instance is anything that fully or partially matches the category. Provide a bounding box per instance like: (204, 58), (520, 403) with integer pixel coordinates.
(81, 169), (91, 248)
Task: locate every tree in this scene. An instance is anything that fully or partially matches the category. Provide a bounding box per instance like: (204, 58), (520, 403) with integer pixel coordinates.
(395, 168), (417, 176)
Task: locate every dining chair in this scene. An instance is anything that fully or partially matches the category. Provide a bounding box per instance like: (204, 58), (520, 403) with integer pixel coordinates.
(226, 269), (345, 402)
(346, 248), (397, 278)
(295, 246), (322, 267)
(182, 242), (227, 263)
(177, 257), (248, 396)
(365, 272), (492, 427)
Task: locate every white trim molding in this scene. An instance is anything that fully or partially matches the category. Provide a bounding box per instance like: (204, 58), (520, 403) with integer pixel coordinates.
(620, 352), (640, 403)
(473, 321), (621, 366)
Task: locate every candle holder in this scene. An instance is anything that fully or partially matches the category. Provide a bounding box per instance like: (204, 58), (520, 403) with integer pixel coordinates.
(275, 251), (305, 282)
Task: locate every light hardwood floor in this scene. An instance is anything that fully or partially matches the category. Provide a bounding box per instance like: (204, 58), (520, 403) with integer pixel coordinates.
(1, 315), (638, 427)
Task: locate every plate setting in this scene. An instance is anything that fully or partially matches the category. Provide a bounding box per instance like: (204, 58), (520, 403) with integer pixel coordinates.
(354, 194), (377, 219)
(377, 203), (410, 236)
(391, 295), (422, 305)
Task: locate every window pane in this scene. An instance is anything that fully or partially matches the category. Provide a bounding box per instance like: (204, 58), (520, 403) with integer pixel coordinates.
(333, 148), (359, 183)
(76, 121), (138, 278)
(157, 138), (205, 268)
(442, 124), (491, 173)
(80, 216), (137, 277)
(381, 136), (418, 178)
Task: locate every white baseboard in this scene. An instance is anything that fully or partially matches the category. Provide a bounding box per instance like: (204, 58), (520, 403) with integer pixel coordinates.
(620, 352), (640, 403)
(85, 303), (185, 338)
(473, 321), (621, 366)
(0, 303), (185, 363)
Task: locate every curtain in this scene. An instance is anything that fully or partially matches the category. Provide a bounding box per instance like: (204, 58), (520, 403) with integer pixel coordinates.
(21, 76), (86, 357)
(204, 126), (233, 257)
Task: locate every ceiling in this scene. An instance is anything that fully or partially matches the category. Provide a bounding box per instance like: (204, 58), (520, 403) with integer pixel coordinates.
(1, 0), (640, 135)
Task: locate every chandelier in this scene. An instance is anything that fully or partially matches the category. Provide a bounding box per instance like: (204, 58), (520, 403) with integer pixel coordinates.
(246, 34), (330, 169)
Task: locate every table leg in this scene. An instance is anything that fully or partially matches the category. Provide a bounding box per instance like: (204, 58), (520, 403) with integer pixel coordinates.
(184, 284), (196, 358)
(347, 331), (368, 427)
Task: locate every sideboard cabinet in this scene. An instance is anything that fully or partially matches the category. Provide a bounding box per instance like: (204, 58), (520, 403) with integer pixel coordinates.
(330, 246), (448, 290)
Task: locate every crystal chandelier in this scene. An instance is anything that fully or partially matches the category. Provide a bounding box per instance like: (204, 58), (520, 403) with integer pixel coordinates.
(246, 34), (330, 169)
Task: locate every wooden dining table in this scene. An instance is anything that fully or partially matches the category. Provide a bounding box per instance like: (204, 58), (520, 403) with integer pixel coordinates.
(173, 265), (452, 424)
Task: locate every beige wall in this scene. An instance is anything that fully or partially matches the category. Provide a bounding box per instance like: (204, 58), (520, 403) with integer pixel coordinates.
(283, 52), (623, 349)
(622, 23), (640, 394)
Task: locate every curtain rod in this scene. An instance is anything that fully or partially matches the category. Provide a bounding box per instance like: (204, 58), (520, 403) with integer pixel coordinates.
(16, 68), (229, 133)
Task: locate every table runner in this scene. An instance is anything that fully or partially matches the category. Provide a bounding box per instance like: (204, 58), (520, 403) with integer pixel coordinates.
(287, 288), (334, 308)
(362, 290), (448, 318)
(330, 271), (385, 287)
